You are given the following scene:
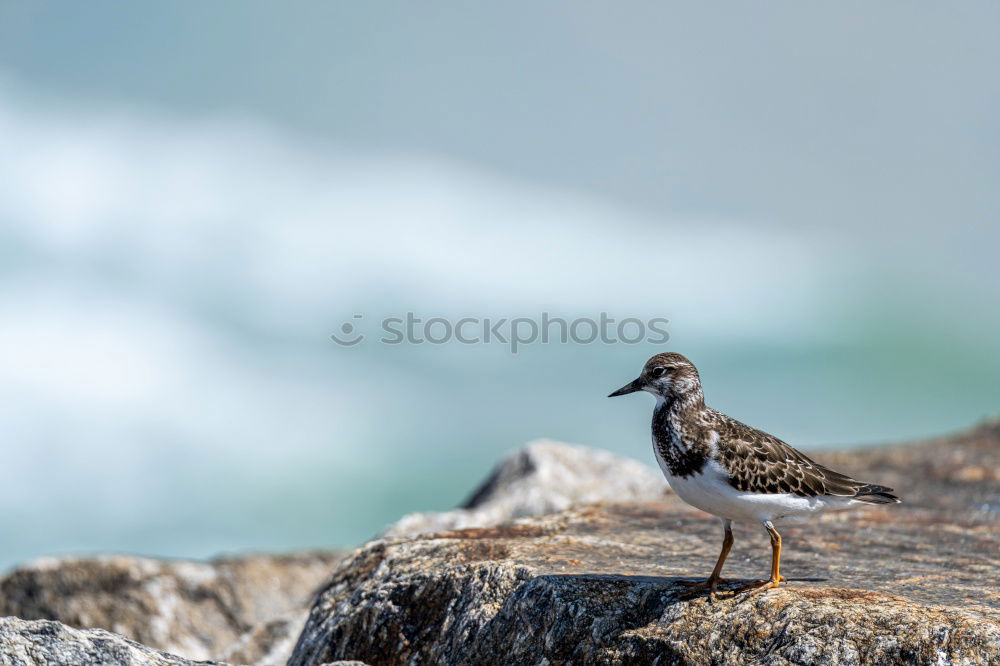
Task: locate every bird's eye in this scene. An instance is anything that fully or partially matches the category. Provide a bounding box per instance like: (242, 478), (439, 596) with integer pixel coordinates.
(651, 367), (666, 378)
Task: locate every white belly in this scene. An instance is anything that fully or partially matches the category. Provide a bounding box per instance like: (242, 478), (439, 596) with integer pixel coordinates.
(656, 448), (851, 523)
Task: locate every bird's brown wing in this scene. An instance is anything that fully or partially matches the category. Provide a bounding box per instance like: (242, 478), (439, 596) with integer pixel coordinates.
(711, 411), (865, 498)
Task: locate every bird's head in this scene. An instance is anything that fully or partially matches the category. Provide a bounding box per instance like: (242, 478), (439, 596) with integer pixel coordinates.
(608, 352), (703, 402)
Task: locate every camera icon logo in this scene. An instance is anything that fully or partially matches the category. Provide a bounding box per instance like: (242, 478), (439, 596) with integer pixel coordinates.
(330, 314), (365, 346)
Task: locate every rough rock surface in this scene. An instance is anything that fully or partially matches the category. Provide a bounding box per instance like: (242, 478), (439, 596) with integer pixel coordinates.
(218, 609), (308, 665)
(0, 551), (344, 663)
(384, 439), (668, 537)
(0, 616), (370, 666)
(0, 616), (223, 666)
(291, 422), (1000, 665)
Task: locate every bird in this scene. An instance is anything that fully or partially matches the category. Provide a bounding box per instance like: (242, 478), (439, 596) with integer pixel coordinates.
(608, 352), (900, 595)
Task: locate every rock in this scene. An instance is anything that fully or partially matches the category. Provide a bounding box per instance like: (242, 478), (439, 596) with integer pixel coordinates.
(218, 609), (308, 666)
(290, 505), (1000, 665)
(289, 422), (1000, 665)
(0, 616), (224, 666)
(0, 551), (344, 663)
(0, 618), (369, 666)
(383, 439), (668, 537)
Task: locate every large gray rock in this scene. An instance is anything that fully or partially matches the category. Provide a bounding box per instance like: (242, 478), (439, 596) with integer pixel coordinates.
(290, 504), (1000, 665)
(290, 422), (1000, 665)
(383, 438), (668, 537)
(0, 551), (344, 663)
(0, 617), (222, 666)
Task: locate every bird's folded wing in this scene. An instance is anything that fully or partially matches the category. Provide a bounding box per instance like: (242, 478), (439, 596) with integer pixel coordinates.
(713, 416), (863, 498)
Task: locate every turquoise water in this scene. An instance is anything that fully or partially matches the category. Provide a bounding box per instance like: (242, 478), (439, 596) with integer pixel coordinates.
(0, 88), (997, 571)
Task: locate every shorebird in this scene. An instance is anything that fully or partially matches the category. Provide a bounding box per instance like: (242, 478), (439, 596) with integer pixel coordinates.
(609, 352), (900, 594)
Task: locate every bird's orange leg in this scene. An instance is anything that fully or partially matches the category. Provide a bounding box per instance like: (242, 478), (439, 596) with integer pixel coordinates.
(760, 521), (786, 589)
(733, 520), (786, 593)
(681, 519), (733, 596)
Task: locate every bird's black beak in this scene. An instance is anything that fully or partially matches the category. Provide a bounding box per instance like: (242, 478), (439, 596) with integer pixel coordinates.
(608, 377), (644, 397)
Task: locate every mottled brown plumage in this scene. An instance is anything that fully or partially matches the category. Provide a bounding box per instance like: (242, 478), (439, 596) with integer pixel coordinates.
(711, 415), (891, 499)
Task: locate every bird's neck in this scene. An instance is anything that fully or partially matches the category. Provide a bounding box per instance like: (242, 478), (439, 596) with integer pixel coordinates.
(654, 392), (708, 445)
(658, 390), (706, 422)
(652, 390), (711, 478)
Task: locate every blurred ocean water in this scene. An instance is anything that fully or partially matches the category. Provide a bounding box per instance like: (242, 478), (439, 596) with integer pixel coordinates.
(0, 86), (997, 570)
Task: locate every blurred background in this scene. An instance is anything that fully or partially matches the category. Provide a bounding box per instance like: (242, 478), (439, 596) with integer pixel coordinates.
(0, 2), (997, 569)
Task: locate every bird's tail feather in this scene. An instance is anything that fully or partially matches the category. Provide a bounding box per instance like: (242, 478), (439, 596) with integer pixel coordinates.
(853, 483), (901, 504)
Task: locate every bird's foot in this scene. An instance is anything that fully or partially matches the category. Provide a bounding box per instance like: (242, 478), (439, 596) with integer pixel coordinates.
(678, 577), (727, 598)
(732, 575), (785, 594)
